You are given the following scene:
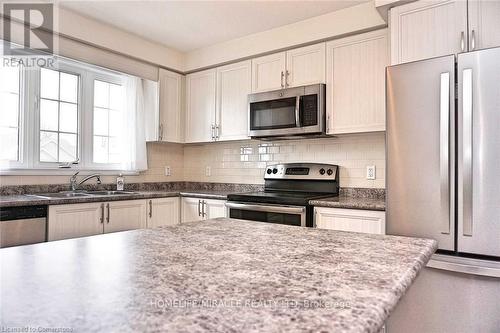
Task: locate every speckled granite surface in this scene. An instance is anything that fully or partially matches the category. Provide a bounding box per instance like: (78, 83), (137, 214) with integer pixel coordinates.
(310, 196), (386, 211)
(1, 218), (436, 333)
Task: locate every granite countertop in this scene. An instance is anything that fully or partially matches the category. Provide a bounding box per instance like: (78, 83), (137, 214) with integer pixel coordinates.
(1, 218), (437, 333)
(310, 196), (386, 211)
(0, 190), (237, 208)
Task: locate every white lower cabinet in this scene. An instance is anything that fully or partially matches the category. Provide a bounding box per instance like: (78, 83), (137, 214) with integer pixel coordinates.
(104, 200), (147, 233)
(48, 202), (104, 241)
(146, 197), (180, 228)
(314, 207), (386, 235)
(48, 199), (147, 241)
(181, 197), (226, 223)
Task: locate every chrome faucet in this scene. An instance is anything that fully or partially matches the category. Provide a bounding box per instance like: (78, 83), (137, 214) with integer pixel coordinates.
(70, 172), (102, 191)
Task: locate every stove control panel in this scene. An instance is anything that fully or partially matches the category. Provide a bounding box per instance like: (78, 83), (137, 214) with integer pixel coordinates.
(264, 163), (338, 180)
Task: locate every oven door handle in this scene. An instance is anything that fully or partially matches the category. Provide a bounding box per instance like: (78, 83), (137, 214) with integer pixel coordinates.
(225, 202), (305, 214)
(294, 96), (301, 127)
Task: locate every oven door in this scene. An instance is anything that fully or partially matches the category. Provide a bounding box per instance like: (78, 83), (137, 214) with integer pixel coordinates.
(226, 202), (306, 227)
(248, 84), (324, 138)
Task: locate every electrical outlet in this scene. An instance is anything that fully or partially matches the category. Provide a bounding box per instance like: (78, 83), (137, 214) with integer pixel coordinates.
(366, 165), (376, 180)
(165, 166), (171, 176)
(205, 166), (211, 177)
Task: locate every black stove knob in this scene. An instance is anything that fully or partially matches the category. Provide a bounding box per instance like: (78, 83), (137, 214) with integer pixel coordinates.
(319, 168), (325, 175)
(272, 168), (278, 174)
(327, 169), (333, 176)
(266, 169), (272, 174)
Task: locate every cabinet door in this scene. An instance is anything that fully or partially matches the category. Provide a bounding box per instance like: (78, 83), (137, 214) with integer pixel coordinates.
(216, 60), (251, 141)
(468, 0), (500, 51)
(158, 69), (184, 143)
(204, 199), (227, 219)
(185, 69), (216, 143)
(181, 197), (203, 223)
(105, 200), (147, 234)
(48, 202), (103, 241)
(389, 0), (467, 64)
(147, 197), (180, 228)
(314, 207), (385, 235)
(285, 43), (326, 87)
(326, 29), (388, 135)
(251, 52), (286, 93)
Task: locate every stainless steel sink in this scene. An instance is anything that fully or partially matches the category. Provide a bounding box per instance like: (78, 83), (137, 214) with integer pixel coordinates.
(85, 191), (138, 196)
(28, 192), (93, 199)
(27, 190), (138, 199)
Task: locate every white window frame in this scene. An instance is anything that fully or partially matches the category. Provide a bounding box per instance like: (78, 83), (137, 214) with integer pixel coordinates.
(0, 55), (138, 175)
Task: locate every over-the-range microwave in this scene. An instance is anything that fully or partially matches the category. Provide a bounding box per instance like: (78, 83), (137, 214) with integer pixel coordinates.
(248, 83), (326, 139)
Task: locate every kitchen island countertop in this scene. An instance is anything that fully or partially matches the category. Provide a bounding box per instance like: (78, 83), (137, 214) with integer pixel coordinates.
(1, 218), (436, 333)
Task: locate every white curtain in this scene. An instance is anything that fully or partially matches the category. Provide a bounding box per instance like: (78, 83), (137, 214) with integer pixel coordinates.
(122, 77), (150, 171)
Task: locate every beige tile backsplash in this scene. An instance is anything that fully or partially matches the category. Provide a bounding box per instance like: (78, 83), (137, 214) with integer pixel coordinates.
(0, 133), (385, 188)
(183, 132), (385, 188)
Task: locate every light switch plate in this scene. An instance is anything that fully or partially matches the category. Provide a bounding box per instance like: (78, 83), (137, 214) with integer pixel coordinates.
(366, 165), (376, 180)
(165, 166), (171, 176)
(205, 166), (211, 177)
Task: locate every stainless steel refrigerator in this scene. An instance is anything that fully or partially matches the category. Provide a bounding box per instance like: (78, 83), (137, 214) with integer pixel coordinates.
(386, 47), (500, 332)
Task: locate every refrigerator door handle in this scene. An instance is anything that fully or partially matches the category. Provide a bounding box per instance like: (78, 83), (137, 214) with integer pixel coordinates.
(440, 72), (451, 235)
(462, 68), (473, 237)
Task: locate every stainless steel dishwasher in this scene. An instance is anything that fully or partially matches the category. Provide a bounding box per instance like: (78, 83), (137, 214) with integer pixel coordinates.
(0, 206), (47, 248)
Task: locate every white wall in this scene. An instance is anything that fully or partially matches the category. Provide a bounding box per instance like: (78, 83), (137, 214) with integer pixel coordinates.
(184, 1), (386, 71)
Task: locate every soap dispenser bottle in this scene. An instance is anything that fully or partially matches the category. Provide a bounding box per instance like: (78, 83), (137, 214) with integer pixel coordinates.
(116, 174), (124, 191)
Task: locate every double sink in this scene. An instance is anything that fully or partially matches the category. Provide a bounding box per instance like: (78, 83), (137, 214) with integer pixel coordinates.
(29, 190), (138, 200)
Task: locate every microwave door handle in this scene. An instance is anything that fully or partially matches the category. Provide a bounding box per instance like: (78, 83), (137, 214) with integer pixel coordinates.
(295, 96), (301, 127)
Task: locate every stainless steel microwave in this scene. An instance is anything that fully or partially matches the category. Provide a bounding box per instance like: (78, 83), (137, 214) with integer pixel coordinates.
(248, 83), (326, 139)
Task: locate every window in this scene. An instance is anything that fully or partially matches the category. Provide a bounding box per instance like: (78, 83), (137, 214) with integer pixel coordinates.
(92, 80), (124, 164)
(0, 49), (146, 173)
(39, 68), (79, 163)
(0, 64), (21, 162)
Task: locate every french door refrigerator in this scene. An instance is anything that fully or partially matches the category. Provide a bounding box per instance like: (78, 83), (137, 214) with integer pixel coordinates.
(387, 47), (500, 259)
(386, 47), (500, 332)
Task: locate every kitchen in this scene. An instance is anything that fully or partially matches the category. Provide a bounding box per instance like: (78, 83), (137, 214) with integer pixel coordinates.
(0, 0), (499, 332)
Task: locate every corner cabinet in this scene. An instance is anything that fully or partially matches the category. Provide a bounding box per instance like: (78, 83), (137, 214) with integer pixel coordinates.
(251, 43), (326, 93)
(181, 197), (226, 223)
(216, 60), (252, 141)
(158, 69), (184, 143)
(315, 207), (386, 235)
(146, 197), (180, 228)
(185, 69), (217, 143)
(326, 29), (388, 135)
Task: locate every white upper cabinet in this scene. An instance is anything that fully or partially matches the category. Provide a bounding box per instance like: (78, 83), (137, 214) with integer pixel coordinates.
(326, 29), (389, 135)
(285, 43), (326, 87)
(251, 52), (286, 93)
(158, 69), (184, 143)
(216, 60), (252, 141)
(390, 0), (467, 64)
(185, 69), (217, 143)
(468, 0), (500, 51)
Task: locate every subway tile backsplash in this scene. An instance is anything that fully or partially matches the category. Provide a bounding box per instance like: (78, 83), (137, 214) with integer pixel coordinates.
(184, 132), (385, 188)
(0, 133), (385, 188)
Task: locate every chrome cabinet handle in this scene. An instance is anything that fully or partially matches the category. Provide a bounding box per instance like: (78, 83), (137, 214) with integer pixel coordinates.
(471, 29), (476, 50)
(460, 31), (465, 52)
(462, 68), (473, 237)
(285, 70), (290, 87)
(100, 203), (104, 224)
(202, 200), (206, 218)
(280, 71), (284, 88)
(215, 124), (220, 140)
(198, 200), (202, 217)
(211, 124), (215, 141)
(149, 200), (152, 218)
(439, 72), (451, 235)
(159, 124), (164, 141)
(106, 203), (110, 224)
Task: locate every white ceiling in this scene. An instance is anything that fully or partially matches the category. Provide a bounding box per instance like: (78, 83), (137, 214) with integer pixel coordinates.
(59, 1), (370, 52)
